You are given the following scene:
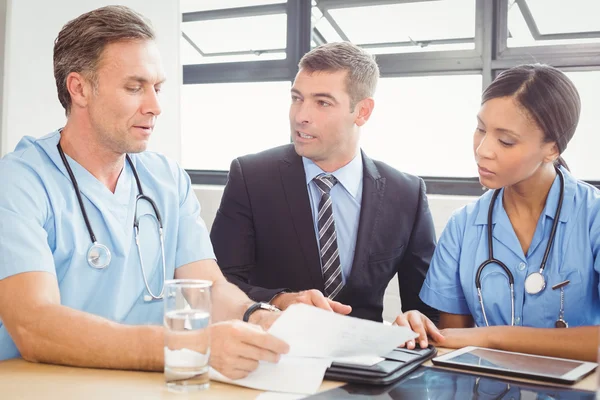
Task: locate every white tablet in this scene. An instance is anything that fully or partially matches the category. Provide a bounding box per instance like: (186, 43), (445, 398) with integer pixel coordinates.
(432, 346), (598, 384)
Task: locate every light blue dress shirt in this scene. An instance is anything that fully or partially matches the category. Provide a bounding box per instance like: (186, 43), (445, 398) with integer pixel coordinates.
(420, 166), (600, 327)
(0, 130), (215, 360)
(303, 155), (363, 283)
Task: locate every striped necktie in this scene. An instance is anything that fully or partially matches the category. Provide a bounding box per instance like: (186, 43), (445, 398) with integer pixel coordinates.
(313, 174), (344, 299)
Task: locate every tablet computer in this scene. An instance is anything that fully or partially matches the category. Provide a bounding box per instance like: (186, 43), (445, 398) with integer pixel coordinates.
(432, 346), (597, 384)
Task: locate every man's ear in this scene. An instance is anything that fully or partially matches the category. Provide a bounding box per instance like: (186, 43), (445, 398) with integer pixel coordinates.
(66, 72), (93, 110)
(354, 97), (375, 127)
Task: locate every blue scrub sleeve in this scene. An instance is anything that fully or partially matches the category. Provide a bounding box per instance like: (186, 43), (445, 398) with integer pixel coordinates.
(590, 200), (600, 300)
(419, 212), (471, 315)
(173, 165), (215, 268)
(0, 161), (55, 280)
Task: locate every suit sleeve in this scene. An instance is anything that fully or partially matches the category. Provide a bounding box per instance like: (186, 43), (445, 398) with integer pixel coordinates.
(210, 158), (290, 302)
(397, 178), (440, 324)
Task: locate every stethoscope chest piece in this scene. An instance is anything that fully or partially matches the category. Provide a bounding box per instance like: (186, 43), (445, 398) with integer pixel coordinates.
(58, 141), (165, 300)
(524, 271), (546, 295)
(555, 319), (568, 328)
(87, 242), (111, 269)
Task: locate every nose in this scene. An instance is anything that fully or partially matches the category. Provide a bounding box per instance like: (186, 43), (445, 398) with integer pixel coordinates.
(142, 88), (162, 116)
(475, 132), (494, 159)
(292, 101), (311, 125)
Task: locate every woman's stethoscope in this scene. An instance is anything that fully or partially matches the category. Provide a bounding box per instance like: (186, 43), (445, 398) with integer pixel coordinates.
(57, 143), (166, 301)
(475, 166), (564, 327)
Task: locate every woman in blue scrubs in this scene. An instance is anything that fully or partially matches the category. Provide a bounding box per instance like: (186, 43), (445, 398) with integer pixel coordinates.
(398, 64), (600, 362)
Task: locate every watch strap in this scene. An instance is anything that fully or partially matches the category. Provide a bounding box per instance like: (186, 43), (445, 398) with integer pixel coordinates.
(243, 302), (280, 323)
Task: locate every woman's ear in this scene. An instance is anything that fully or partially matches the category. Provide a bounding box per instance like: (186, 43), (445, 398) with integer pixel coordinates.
(543, 142), (560, 164)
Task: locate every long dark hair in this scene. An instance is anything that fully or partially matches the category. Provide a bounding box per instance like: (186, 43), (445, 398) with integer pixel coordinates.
(481, 64), (581, 171)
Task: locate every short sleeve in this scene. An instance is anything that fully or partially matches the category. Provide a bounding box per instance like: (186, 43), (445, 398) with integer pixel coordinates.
(0, 159), (55, 280)
(588, 192), (600, 299)
(419, 211), (471, 314)
(173, 164), (215, 268)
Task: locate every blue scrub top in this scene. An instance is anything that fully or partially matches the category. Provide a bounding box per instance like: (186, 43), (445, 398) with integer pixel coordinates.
(0, 130), (215, 360)
(420, 166), (600, 327)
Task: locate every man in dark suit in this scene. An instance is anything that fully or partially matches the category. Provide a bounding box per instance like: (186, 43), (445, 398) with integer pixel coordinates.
(210, 42), (439, 326)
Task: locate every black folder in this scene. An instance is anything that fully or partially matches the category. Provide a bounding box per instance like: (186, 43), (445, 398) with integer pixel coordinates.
(324, 345), (437, 385)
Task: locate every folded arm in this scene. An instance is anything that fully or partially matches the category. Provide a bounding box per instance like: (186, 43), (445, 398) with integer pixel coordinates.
(435, 312), (600, 361)
(402, 310), (599, 362)
(0, 271), (163, 370)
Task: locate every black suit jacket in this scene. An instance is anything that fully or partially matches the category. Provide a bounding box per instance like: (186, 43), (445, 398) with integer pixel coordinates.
(210, 144), (439, 322)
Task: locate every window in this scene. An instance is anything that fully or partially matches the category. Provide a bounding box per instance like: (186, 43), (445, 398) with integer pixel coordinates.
(507, 0), (600, 47)
(180, 0), (600, 193)
(181, 82), (291, 170)
(361, 75), (482, 177)
(181, 0), (284, 13)
(312, 0), (476, 54)
(560, 71), (600, 180)
(181, 1), (287, 64)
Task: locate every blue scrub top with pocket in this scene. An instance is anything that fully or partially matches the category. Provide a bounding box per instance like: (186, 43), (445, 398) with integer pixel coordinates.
(0, 130), (215, 360)
(420, 166), (600, 327)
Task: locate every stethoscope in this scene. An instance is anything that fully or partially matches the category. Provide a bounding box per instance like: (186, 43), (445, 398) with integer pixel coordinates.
(475, 166), (564, 327)
(57, 143), (167, 301)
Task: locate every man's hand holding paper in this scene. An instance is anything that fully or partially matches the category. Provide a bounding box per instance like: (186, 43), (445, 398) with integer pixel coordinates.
(268, 303), (419, 358)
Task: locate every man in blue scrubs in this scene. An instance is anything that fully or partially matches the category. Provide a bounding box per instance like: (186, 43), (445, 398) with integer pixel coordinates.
(0, 6), (287, 379)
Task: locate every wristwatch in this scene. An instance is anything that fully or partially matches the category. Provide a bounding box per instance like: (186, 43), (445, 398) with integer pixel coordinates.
(243, 302), (280, 322)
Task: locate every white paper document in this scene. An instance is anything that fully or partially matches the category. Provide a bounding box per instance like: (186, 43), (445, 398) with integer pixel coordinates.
(332, 354), (385, 367)
(210, 356), (331, 394)
(211, 304), (418, 394)
(268, 303), (419, 358)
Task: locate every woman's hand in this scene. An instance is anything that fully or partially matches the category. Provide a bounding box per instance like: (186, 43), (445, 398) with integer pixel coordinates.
(432, 327), (492, 349)
(393, 310), (445, 349)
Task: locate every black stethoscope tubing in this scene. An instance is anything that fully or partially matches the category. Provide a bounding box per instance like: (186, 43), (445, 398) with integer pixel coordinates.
(57, 142), (166, 300)
(475, 166), (565, 326)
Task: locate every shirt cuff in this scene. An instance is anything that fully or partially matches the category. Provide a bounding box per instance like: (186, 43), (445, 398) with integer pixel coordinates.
(267, 289), (292, 304)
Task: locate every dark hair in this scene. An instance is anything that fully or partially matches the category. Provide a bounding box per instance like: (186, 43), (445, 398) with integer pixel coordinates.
(481, 64), (580, 170)
(298, 42), (379, 110)
(53, 5), (155, 115)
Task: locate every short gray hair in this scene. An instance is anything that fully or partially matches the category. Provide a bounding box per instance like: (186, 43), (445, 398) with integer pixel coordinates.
(53, 5), (155, 115)
(298, 42), (379, 109)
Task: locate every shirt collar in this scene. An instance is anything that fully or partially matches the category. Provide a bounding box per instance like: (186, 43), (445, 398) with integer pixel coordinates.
(544, 166), (576, 223)
(35, 129), (65, 172)
(302, 154), (363, 199)
(474, 165), (576, 225)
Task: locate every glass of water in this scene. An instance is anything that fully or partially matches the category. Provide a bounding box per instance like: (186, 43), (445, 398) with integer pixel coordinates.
(163, 279), (212, 393)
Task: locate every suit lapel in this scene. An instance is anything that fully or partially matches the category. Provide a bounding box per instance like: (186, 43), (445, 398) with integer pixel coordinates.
(344, 152), (385, 290)
(279, 146), (325, 290)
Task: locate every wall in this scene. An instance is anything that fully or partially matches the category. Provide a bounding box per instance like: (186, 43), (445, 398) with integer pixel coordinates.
(194, 185), (478, 322)
(0, 0), (181, 161)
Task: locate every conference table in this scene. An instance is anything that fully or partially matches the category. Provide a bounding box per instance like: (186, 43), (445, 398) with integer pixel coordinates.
(0, 348), (597, 399)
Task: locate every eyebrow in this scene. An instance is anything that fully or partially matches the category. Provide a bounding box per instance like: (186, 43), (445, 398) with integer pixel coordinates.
(125, 75), (167, 85)
(291, 88), (339, 104)
(477, 115), (521, 138)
